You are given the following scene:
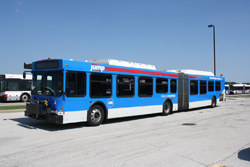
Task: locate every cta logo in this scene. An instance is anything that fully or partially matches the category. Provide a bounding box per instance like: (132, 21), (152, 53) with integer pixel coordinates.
(90, 64), (105, 72)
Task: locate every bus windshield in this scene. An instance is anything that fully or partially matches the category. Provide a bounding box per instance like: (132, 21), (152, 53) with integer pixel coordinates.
(32, 71), (63, 97)
(0, 80), (7, 92)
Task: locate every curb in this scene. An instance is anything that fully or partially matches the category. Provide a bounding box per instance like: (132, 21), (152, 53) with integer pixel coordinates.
(0, 109), (25, 113)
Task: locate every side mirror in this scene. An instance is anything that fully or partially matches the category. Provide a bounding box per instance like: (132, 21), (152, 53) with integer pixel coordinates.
(23, 72), (26, 79)
(24, 62), (32, 69)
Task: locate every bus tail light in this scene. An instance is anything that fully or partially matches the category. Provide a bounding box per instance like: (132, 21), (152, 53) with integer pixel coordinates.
(0, 94), (8, 101)
(1, 94), (8, 98)
(219, 94), (224, 101)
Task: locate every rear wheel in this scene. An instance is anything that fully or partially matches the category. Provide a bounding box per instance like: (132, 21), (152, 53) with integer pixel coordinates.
(20, 94), (30, 102)
(163, 101), (172, 115)
(211, 97), (216, 108)
(87, 105), (104, 126)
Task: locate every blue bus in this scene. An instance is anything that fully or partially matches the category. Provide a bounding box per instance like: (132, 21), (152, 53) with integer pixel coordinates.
(24, 58), (225, 126)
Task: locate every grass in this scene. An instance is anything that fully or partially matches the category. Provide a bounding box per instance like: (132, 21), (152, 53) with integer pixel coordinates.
(0, 105), (26, 110)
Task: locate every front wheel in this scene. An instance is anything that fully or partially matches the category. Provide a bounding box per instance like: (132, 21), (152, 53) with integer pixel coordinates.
(163, 101), (172, 115)
(87, 105), (104, 126)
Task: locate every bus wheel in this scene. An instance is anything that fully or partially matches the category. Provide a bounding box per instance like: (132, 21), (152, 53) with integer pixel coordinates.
(87, 105), (104, 126)
(21, 94), (30, 102)
(163, 101), (172, 115)
(211, 97), (216, 108)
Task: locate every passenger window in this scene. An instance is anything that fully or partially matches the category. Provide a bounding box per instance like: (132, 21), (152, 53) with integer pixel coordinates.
(216, 81), (221, 91)
(90, 73), (112, 98)
(66, 71), (86, 97)
(138, 77), (153, 97)
(20, 80), (32, 91)
(208, 81), (214, 92)
(117, 75), (134, 97)
(170, 79), (177, 93)
(190, 80), (198, 95)
(156, 78), (168, 93)
(200, 81), (207, 95)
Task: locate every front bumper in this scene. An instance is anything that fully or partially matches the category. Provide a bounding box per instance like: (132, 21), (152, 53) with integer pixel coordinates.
(25, 102), (63, 124)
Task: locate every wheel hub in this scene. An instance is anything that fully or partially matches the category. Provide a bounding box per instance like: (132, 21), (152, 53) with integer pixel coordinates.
(91, 109), (101, 123)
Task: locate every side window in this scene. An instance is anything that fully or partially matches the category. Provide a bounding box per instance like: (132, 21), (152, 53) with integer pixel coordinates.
(170, 79), (177, 93)
(190, 80), (198, 95)
(20, 80), (32, 91)
(138, 77), (153, 97)
(156, 78), (168, 93)
(66, 71), (86, 97)
(8, 80), (19, 91)
(90, 73), (112, 98)
(216, 81), (221, 91)
(208, 81), (214, 92)
(117, 75), (134, 97)
(200, 81), (207, 95)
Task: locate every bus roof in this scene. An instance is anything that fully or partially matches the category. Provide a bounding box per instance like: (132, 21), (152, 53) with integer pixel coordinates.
(32, 58), (224, 80)
(233, 84), (250, 87)
(86, 59), (156, 70)
(167, 69), (214, 76)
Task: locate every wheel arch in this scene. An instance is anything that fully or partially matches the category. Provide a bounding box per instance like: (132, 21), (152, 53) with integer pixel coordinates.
(211, 95), (217, 107)
(162, 98), (173, 115)
(89, 101), (108, 120)
(163, 98), (173, 109)
(212, 95), (217, 102)
(20, 93), (30, 102)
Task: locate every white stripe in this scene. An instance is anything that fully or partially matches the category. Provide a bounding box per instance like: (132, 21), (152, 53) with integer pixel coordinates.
(62, 110), (87, 124)
(108, 105), (163, 119)
(189, 100), (211, 109)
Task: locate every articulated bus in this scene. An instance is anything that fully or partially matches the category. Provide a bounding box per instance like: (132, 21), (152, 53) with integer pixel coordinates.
(0, 74), (32, 102)
(230, 84), (250, 94)
(24, 58), (225, 126)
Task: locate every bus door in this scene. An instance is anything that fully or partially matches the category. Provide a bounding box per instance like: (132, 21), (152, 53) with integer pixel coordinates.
(178, 73), (189, 111)
(64, 71), (88, 112)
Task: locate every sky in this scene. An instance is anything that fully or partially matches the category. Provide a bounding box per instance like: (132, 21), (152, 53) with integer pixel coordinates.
(1, 0), (250, 83)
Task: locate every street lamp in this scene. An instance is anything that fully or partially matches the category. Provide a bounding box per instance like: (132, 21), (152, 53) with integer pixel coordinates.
(208, 24), (216, 76)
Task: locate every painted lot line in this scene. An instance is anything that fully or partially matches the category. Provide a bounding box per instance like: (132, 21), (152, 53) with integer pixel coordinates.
(0, 97), (249, 167)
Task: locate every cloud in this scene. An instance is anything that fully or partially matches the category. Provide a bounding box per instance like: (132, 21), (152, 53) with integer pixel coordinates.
(16, 9), (20, 13)
(15, 0), (32, 23)
(16, 0), (22, 13)
(17, 0), (22, 6)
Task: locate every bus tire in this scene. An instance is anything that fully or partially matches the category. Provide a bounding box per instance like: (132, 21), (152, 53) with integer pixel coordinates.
(162, 100), (172, 115)
(211, 97), (216, 108)
(20, 94), (30, 102)
(87, 105), (104, 126)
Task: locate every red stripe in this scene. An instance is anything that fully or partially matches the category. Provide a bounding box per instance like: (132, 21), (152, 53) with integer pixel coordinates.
(105, 67), (178, 78)
(188, 76), (204, 79)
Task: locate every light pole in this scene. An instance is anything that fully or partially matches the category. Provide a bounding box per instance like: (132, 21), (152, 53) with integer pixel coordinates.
(208, 24), (216, 76)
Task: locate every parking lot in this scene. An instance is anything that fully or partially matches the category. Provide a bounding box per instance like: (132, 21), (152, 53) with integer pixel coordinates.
(0, 97), (250, 167)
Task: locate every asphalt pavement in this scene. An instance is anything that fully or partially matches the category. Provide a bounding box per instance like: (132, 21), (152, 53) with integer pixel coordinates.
(0, 96), (249, 167)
